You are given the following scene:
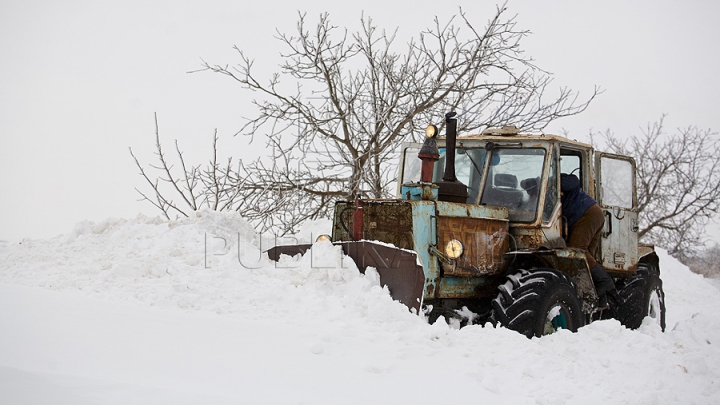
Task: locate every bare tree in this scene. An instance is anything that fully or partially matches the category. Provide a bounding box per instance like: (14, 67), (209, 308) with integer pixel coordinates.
(596, 115), (720, 259)
(130, 114), (251, 220)
(685, 244), (720, 279)
(136, 6), (598, 235)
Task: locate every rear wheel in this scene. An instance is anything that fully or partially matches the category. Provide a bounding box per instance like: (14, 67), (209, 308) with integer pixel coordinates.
(609, 262), (666, 331)
(491, 268), (585, 338)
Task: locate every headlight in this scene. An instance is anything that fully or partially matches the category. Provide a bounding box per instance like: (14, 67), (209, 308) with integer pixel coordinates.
(445, 239), (464, 259)
(315, 234), (331, 243)
(425, 124), (438, 138)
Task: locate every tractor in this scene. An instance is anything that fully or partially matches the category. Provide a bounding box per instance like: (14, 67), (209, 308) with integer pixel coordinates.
(268, 113), (666, 338)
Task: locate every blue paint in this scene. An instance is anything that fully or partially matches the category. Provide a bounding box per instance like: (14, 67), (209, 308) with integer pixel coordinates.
(408, 201), (439, 299)
(401, 183), (439, 201)
(406, 199), (511, 300)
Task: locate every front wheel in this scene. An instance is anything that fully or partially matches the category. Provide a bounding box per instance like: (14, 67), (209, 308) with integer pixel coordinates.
(490, 268), (585, 338)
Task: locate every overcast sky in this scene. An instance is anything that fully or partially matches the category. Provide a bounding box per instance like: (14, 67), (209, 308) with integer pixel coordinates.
(1, 0), (719, 243)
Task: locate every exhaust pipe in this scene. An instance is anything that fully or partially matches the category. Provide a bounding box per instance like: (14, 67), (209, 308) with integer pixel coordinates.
(443, 112), (459, 182)
(436, 112), (468, 203)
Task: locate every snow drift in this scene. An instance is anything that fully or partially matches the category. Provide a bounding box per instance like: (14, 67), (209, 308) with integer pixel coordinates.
(1, 211), (719, 404)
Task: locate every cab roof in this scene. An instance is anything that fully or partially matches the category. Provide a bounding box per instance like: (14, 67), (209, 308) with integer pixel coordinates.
(437, 132), (593, 150)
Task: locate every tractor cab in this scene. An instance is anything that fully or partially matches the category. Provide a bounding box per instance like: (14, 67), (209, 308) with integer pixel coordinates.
(397, 124), (640, 276)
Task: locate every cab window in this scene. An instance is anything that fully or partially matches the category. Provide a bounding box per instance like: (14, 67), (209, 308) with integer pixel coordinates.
(480, 148), (546, 222)
(432, 147), (486, 204)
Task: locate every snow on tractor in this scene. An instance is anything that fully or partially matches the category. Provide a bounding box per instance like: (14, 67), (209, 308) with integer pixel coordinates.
(268, 113), (666, 338)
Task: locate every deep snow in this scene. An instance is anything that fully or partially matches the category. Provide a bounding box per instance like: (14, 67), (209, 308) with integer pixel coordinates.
(1, 211), (719, 404)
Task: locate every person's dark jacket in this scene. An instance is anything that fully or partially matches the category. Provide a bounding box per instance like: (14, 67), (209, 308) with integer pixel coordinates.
(561, 173), (597, 229)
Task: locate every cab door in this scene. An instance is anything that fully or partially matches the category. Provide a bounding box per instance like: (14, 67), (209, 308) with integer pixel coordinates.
(595, 153), (639, 273)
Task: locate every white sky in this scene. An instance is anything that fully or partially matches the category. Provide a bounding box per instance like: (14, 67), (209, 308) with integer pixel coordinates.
(1, 0), (719, 243)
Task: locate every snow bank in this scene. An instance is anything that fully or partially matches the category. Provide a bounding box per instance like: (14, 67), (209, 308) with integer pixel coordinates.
(1, 211), (419, 332)
(1, 211), (719, 404)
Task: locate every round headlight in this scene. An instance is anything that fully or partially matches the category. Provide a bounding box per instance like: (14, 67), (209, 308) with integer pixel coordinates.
(425, 124), (438, 138)
(445, 239), (464, 259)
(315, 234), (331, 243)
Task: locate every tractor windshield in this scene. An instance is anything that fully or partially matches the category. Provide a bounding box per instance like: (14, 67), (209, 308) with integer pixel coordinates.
(480, 148), (546, 222)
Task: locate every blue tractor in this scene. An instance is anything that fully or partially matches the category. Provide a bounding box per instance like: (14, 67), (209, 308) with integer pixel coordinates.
(269, 113), (666, 337)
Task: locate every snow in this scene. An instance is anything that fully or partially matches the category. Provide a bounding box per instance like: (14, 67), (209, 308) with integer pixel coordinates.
(1, 211), (719, 404)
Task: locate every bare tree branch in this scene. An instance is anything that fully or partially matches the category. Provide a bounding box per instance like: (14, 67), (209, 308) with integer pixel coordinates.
(139, 6), (598, 235)
(131, 115), (255, 224)
(596, 115), (720, 259)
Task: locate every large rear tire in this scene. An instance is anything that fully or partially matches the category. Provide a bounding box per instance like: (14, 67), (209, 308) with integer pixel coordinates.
(608, 262), (666, 331)
(491, 268), (585, 338)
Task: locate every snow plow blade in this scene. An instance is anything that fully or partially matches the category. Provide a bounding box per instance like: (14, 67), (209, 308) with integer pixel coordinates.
(266, 241), (425, 313)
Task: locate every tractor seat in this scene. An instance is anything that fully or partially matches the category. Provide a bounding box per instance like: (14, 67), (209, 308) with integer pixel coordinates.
(495, 173), (518, 189)
(482, 173), (523, 208)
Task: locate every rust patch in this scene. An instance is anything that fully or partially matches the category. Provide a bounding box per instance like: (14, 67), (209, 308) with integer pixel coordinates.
(363, 202), (414, 249)
(332, 201), (414, 250)
(426, 283), (435, 296)
(512, 229), (544, 249)
(437, 216), (509, 277)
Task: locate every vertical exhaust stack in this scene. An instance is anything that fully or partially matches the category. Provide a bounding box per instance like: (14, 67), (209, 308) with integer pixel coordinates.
(442, 112), (459, 182)
(436, 112), (468, 203)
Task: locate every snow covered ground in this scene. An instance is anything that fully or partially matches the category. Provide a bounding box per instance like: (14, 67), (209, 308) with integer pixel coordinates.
(1, 211), (719, 404)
